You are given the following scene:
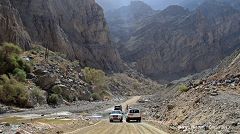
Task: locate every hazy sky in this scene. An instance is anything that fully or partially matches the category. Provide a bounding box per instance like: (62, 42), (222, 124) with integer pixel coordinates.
(96, 0), (204, 11)
(96, 0), (185, 11)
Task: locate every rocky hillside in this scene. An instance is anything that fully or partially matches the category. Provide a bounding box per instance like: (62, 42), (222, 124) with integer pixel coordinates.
(113, 1), (240, 82)
(0, 43), (162, 112)
(139, 49), (240, 133)
(0, 0), (123, 72)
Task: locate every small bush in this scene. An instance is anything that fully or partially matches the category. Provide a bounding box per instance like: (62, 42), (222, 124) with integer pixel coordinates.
(48, 94), (59, 105)
(31, 87), (46, 104)
(0, 74), (9, 84)
(51, 85), (63, 95)
(0, 42), (32, 75)
(13, 68), (26, 82)
(179, 84), (189, 92)
(81, 67), (106, 86)
(0, 75), (29, 107)
(91, 93), (101, 101)
(23, 62), (33, 73)
(0, 42), (22, 55)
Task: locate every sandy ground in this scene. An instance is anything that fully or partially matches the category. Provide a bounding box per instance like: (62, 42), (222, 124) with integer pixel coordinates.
(66, 120), (168, 134)
(65, 96), (169, 134)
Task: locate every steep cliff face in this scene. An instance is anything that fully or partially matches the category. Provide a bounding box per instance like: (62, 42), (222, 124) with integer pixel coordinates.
(1, 0), (123, 71)
(118, 1), (240, 81)
(105, 1), (157, 43)
(0, 0), (31, 50)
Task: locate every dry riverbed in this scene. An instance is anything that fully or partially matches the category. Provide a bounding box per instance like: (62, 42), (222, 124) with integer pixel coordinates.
(0, 97), (127, 134)
(0, 96), (172, 134)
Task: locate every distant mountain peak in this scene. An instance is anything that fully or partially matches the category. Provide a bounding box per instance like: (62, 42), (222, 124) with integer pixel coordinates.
(129, 1), (153, 9)
(161, 5), (189, 16)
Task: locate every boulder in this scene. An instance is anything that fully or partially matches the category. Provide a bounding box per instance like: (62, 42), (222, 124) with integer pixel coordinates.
(210, 90), (218, 96)
(35, 74), (57, 90)
(27, 73), (36, 79)
(33, 68), (48, 76)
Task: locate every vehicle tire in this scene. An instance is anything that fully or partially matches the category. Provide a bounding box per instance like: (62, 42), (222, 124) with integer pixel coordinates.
(120, 119), (123, 122)
(110, 120), (113, 122)
(139, 118), (142, 122)
(126, 119), (129, 123)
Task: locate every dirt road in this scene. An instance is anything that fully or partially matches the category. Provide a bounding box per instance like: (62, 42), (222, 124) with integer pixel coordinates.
(65, 96), (168, 134)
(66, 120), (168, 134)
(104, 96), (141, 112)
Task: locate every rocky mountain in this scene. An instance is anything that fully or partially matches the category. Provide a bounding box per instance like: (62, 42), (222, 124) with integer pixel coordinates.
(97, 0), (240, 11)
(97, 0), (204, 11)
(0, 0), (123, 72)
(0, 1), (31, 50)
(218, 0), (240, 11)
(105, 1), (157, 43)
(139, 49), (240, 133)
(115, 1), (240, 82)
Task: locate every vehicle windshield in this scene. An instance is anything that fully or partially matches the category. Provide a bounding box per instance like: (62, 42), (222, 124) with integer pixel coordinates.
(129, 109), (140, 113)
(111, 110), (122, 114)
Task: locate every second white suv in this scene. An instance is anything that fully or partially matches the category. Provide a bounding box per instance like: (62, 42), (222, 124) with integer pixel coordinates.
(126, 108), (141, 122)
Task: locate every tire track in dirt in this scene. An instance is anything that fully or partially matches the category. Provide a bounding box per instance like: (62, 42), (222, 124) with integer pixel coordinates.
(66, 121), (168, 134)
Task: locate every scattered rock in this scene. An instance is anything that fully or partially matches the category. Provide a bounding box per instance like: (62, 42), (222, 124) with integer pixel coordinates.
(178, 126), (186, 131)
(56, 131), (64, 134)
(167, 105), (174, 111)
(27, 73), (36, 79)
(36, 74), (58, 90)
(89, 121), (94, 125)
(210, 90), (218, 96)
(232, 122), (238, 127)
(4, 123), (10, 126)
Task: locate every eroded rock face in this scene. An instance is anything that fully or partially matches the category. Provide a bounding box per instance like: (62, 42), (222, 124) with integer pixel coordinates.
(117, 1), (240, 81)
(1, 0), (123, 72)
(105, 1), (157, 43)
(0, 0), (31, 50)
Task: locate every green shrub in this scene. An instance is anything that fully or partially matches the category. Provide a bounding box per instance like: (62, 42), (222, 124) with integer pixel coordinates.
(99, 90), (110, 97)
(0, 42), (22, 56)
(51, 85), (63, 95)
(48, 94), (59, 105)
(81, 67), (111, 101)
(0, 74), (9, 84)
(91, 93), (101, 101)
(31, 87), (46, 104)
(81, 67), (106, 86)
(23, 62), (33, 73)
(179, 84), (189, 92)
(13, 68), (26, 82)
(0, 75), (29, 107)
(0, 42), (32, 75)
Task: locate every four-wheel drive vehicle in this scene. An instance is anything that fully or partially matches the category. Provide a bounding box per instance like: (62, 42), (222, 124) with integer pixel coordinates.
(109, 110), (123, 122)
(126, 108), (141, 122)
(114, 105), (122, 111)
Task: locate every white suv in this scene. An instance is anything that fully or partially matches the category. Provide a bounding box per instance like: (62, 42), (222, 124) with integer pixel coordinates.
(126, 108), (141, 122)
(109, 110), (123, 122)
